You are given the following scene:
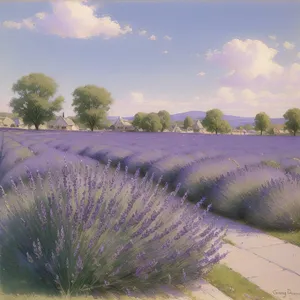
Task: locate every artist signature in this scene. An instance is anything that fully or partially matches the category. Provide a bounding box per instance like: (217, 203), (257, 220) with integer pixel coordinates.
(273, 289), (300, 298)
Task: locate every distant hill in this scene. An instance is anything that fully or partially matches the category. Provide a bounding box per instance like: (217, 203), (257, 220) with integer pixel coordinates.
(108, 111), (285, 128)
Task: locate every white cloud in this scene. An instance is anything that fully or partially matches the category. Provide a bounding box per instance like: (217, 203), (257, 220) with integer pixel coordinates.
(197, 72), (206, 76)
(2, 0), (132, 39)
(297, 52), (300, 59)
(268, 35), (277, 41)
(149, 35), (157, 41)
(216, 87), (235, 103)
(3, 18), (35, 30)
(138, 29), (147, 36)
(205, 38), (300, 116)
(130, 92), (145, 104)
(283, 41), (295, 50)
(206, 39), (283, 81)
(164, 35), (172, 41)
(162, 50), (168, 54)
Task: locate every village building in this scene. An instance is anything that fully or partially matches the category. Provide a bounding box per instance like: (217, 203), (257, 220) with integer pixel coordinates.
(0, 117), (15, 127)
(111, 117), (135, 131)
(48, 114), (79, 131)
(172, 124), (182, 133)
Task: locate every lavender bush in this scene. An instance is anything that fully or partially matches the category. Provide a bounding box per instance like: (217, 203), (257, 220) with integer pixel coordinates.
(124, 150), (170, 175)
(244, 175), (300, 230)
(0, 160), (226, 296)
(210, 165), (287, 219)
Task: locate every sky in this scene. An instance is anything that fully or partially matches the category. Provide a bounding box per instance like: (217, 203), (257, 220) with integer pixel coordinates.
(0, 1), (300, 118)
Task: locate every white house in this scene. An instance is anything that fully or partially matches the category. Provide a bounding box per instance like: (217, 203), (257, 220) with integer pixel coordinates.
(48, 116), (79, 131)
(0, 117), (15, 127)
(172, 124), (182, 133)
(112, 117), (135, 131)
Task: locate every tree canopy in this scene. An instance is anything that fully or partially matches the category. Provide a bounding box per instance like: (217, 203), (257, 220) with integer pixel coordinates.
(183, 116), (193, 129)
(254, 112), (271, 135)
(132, 112), (147, 129)
(141, 113), (162, 132)
(9, 73), (64, 130)
(158, 110), (171, 132)
(72, 85), (113, 131)
(202, 109), (230, 134)
(283, 108), (300, 136)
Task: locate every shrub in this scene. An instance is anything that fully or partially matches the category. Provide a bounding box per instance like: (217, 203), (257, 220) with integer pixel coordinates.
(0, 146), (34, 181)
(0, 149), (99, 189)
(0, 161), (226, 296)
(244, 175), (300, 230)
(176, 156), (241, 202)
(148, 155), (196, 185)
(124, 150), (169, 175)
(210, 165), (287, 219)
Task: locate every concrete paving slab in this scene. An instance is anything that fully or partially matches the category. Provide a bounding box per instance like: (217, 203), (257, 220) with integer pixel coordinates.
(186, 280), (232, 300)
(220, 244), (284, 279)
(249, 270), (300, 300)
(250, 243), (300, 276)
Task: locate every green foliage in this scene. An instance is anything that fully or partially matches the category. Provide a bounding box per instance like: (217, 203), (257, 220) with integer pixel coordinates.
(141, 113), (162, 132)
(132, 112), (147, 129)
(254, 112), (271, 135)
(202, 109), (228, 134)
(9, 73), (64, 130)
(157, 110), (171, 132)
(283, 108), (300, 136)
(267, 127), (275, 135)
(219, 120), (232, 134)
(237, 123), (253, 131)
(183, 116), (193, 129)
(72, 85), (113, 131)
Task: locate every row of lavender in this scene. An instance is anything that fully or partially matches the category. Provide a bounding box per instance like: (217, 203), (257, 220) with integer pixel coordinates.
(0, 130), (226, 296)
(2, 130), (300, 231)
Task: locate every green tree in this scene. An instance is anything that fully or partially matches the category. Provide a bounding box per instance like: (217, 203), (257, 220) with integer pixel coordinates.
(183, 116), (193, 129)
(9, 73), (64, 130)
(202, 109), (226, 134)
(243, 124), (254, 131)
(158, 110), (171, 132)
(283, 108), (300, 136)
(141, 113), (162, 132)
(220, 120), (232, 134)
(132, 112), (147, 129)
(254, 112), (271, 135)
(72, 85), (113, 131)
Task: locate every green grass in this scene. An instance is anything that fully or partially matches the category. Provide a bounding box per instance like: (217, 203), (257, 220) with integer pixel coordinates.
(265, 230), (300, 247)
(204, 264), (276, 300)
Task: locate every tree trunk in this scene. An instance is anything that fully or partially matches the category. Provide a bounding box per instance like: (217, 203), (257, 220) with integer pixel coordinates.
(91, 127), (94, 132)
(260, 129), (263, 135)
(294, 131), (296, 136)
(215, 130), (218, 135)
(34, 124), (39, 130)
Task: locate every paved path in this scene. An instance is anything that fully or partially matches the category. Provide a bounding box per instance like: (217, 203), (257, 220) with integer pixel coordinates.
(205, 213), (300, 300)
(92, 280), (232, 299)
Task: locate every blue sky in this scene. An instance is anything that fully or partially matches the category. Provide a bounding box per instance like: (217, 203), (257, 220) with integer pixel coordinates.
(0, 1), (300, 118)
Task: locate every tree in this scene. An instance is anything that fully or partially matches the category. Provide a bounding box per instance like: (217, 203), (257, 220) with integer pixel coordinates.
(219, 120), (232, 134)
(283, 108), (300, 136)
(72, 85), (113, 131)
(183, 116), (193, 129)
(132, 112), (147, 129)
(158, 110), (171, 132)
(9, 73), (64, 130)
(141, 113), (162, 132)
(243, 124), (254, 131)
(254, 112), (271, 135)
(202, 109), (226, 134)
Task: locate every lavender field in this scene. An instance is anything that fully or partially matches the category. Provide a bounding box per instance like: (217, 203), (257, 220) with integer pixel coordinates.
(1, 129), (300, 231)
